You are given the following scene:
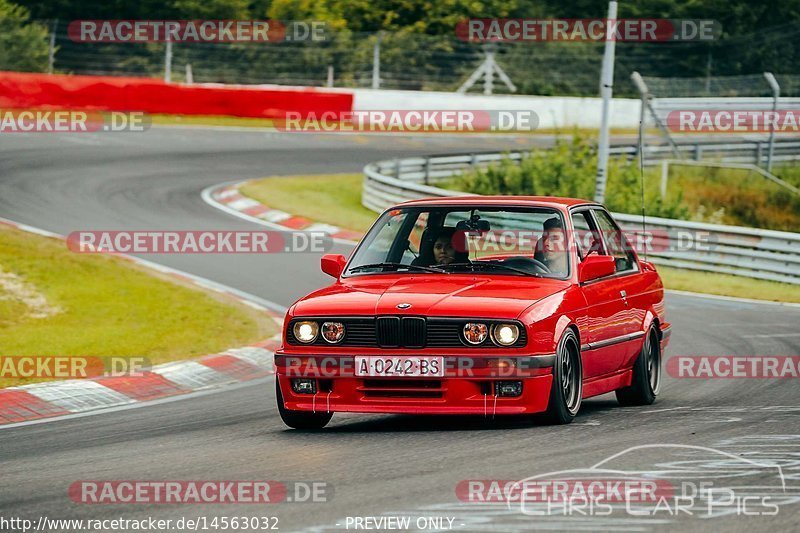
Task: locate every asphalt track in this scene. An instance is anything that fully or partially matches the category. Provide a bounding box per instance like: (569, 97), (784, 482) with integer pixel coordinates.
(0, 128), (798, 532)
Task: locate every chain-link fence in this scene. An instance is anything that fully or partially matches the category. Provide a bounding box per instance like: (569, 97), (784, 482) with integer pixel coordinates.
(6, 20), (800, 97)
(640, 73), (800, 98)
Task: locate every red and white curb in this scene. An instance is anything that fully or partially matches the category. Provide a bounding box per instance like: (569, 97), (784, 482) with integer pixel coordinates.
(203, 181), (365, 243)
(0, 216), (287, 427)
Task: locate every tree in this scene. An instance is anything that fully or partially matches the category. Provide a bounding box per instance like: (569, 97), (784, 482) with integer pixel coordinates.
(0, 0), (50, 72)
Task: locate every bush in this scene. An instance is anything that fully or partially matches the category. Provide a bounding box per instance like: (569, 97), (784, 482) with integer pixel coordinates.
(454, 133), (690, 219)
(0, 0), (50, 72)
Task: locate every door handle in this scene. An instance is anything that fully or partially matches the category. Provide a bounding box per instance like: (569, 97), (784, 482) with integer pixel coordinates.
(620, 290), (629, 306)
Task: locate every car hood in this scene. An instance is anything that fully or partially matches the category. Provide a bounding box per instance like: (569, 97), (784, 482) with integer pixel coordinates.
(291, 275), (570, 319)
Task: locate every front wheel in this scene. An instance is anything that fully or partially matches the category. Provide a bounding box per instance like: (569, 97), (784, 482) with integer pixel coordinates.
(544, 329), (582, 424)
(276, 380), (333, 429)
(616, 326), (661, 406)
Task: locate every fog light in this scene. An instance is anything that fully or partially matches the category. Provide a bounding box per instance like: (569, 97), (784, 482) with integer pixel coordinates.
(291, 378), (317, 394)
(321, 321), (346, 343)
(463, 323), (488, 345)
(495, 381), (523, 397)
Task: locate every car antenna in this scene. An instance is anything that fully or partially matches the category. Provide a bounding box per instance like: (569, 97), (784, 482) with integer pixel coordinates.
(638, 115), (648, 262)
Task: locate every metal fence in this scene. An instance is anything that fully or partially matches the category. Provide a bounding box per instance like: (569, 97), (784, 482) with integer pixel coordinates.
(9, 21), (800, 98)
(362, 149), (800, 285)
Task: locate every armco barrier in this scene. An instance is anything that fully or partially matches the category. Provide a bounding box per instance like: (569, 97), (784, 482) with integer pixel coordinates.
(0, 72), (353, 118)
(363, 152), (800, 285)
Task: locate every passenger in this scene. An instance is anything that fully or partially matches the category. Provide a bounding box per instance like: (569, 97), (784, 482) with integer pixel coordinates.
(433, 229), (457, 265)
(413, 226), (469, 266)
(427, 226), (469, 266)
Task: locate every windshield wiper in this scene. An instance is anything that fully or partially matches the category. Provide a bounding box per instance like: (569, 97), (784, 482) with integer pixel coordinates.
(348, 262), (446, 274)
(440, 262), (540, 277)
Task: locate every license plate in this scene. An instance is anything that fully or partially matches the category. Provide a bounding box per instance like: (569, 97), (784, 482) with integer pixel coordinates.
(355, 356), (445, 377)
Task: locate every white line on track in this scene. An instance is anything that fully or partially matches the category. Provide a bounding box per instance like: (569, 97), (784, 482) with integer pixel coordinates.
(741, 333), (800, 338)
(0, 215), (288, 315)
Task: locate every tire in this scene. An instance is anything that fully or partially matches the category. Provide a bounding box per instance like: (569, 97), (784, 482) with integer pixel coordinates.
(275, 380), (333, 430)
(616, 326), (661, 406)
(544, 329), (582, 424)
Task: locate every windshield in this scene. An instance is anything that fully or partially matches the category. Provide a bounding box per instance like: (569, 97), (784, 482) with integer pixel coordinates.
(345, 206), (570, 279)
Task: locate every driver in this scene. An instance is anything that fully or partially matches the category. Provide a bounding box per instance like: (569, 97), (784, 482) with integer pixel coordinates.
(534, 217), (568, 274)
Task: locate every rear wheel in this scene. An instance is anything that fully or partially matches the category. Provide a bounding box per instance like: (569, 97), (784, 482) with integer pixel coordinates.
(616, 326), (661, 406)
(544, 329), (582, 424)
(276, 380), (333, 429)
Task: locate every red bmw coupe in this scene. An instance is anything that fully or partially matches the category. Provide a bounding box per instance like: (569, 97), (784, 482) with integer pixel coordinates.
(275, 197), (671, 428)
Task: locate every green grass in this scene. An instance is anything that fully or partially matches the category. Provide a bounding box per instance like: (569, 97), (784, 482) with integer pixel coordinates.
(658, 266), (800, 303)
(151, 114), (276, 129)
(651, 163), (800, 232)
(0, 225), (277, 388)
(241, 173), (800, 303)
(240, 173), (379, 232)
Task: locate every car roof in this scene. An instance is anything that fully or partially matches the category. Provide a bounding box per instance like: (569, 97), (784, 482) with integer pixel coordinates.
(395, 195), (600, 210)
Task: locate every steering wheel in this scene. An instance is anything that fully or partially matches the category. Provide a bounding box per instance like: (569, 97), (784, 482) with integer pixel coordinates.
(499, 256), (551, 274)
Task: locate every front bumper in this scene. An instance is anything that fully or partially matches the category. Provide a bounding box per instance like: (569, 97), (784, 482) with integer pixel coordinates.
(660, 323), (672, 352)
(275, 353), (555, 415)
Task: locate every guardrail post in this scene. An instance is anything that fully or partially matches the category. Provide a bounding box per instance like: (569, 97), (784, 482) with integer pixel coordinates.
(424, 157), (431, 185)
(660, 159), (669, 199)
(470, 153), (478, 168)
(48, 20), (58, 74)
(694, 144), (702, 161)
(756, 142), (764, 166)
(372, 32), (383, 90)
(164, 38), (173, 82)
(764, 72), (780, 171)
(393, 158), (400, 179)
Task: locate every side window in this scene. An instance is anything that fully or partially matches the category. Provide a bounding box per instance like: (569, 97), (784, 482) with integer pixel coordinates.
(361, 210), (411, 264)
(593, 209), (638, 273)
(570, 211), (603, 260)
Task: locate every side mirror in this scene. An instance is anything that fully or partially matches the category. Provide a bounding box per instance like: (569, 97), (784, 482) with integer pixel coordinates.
(578, 254), (616, 283)
(640, 260), (657, 273)
(321, 254), (347, 278)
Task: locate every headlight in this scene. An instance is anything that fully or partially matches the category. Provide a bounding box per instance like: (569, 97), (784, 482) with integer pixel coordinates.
(293, 321), (318, 343)
(321, 321), (346, 343)
(463, 322), (488, 345)
(492, 323), (520, 346)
